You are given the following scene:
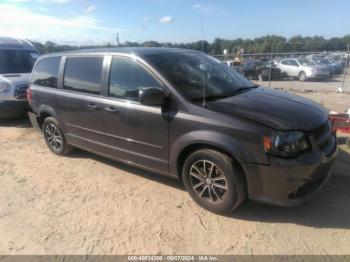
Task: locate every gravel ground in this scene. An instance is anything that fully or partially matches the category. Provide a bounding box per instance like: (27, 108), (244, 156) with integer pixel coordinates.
(253, 73), (350, 112)
(261, 74), (350, 92)
(254, 73), (350, 112)
(0, 88), (349, 255)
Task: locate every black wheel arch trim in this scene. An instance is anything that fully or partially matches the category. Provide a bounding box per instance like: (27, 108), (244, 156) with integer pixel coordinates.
(36, 105), (64, 130)
(170, 130), (258, 178)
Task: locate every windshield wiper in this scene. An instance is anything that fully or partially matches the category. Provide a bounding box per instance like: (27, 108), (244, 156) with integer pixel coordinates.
(191, 86), (258, 102)
(191, 94), (231, 102)
(230, 85), (257, 95)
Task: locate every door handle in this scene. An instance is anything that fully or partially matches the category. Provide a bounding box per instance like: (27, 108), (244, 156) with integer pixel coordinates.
(104, 106), (119, 113)
(87, 103), (99, 110)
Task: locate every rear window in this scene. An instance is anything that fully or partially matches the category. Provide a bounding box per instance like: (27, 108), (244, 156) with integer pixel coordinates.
(63, 56), (103, 95)
(0, 50), (36, 74)
(31, 56), (61, 88)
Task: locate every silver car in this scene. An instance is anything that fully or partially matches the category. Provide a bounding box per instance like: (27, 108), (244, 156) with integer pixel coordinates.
(0, 37), (39, 118)
(277, 58), (330, 81)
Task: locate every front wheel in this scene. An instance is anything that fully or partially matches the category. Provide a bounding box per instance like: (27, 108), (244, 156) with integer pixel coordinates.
(182, 149), (246, 214)
(42, 117), (73, 156)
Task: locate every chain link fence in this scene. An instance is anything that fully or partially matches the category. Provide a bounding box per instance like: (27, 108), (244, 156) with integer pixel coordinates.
(213, 51), (350, 93)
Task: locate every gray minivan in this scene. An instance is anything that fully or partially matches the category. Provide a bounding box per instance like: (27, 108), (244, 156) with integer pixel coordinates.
(28, 48), (337, 213)
(0, 37), (39, 118)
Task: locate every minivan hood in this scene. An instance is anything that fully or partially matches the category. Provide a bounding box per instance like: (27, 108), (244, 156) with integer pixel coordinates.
(0, 73), (30, 87)
(207, 87), (328, 131)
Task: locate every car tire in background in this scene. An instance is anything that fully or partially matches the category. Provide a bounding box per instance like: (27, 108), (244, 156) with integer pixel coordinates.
(258, 73), (268, 81)
(182, 149), (246, 214)
(42, 117), (73, 156)
(299, 71), (307, 81)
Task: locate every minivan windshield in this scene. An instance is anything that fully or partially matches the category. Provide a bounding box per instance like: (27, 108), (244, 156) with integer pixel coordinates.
(145, 52), (255, 101)
(0, 50), (37, 74)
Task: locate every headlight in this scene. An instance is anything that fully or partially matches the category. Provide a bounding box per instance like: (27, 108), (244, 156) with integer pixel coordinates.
(0, 82), (10, 93)
(263, 131), (309, 157)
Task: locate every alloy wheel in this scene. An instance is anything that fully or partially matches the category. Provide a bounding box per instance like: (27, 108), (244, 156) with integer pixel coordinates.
(45, 123), (63, 151)
(189, 160), (228, 203)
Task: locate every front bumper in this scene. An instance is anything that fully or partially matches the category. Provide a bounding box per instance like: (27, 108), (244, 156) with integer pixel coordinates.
(0, 100), (28, 118)
(246, 145), (337, 207)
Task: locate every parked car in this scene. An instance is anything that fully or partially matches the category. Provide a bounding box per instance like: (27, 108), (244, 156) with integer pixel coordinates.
(0, 37), (39, 118)
(310, 57), (344, 75)
(241, 60), (281, 81)
(28, 48), (337, 213)
(327, 57), (347, 69)
(277, 58), (330, 81)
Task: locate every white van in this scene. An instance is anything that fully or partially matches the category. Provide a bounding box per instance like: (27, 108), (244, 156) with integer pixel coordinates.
(0, 37), (39, 118)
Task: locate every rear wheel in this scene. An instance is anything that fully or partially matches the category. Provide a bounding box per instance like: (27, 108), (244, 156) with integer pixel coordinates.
(42, 117), (73, 156)
(258, 73), (267, 81)
(182, 149), (246, 214)
(299, 71), (307, 81)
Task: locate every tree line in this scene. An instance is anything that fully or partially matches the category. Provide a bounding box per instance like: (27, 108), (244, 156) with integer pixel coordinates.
(32, 35), (350, 55)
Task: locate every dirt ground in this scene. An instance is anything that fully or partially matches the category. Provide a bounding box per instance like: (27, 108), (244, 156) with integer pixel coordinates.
(0, 89), (350, 255)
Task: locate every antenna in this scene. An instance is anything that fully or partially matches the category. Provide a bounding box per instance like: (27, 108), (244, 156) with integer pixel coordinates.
(201, 15), (206, 108)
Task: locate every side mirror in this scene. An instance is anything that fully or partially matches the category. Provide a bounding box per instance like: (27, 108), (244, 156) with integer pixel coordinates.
(139, 87), (165, 106)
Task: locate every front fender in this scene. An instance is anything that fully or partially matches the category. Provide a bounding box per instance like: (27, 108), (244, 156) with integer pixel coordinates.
(169, 130), (258, 178)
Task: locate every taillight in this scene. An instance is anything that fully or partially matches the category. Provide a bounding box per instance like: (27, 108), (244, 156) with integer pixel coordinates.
(26, 88), (33, 104)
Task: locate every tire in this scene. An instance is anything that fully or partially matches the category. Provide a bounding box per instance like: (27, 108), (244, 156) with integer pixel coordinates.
(347, 137), (350, 148)
(258, 73), (268, 81)
(182, 149), (246, 214)
(299, 71), (307, 81)
(42, 117), (73, 156)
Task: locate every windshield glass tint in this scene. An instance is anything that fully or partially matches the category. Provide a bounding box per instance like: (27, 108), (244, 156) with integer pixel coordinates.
(145, 52), (254, 100)
(0, 50), (36, 74)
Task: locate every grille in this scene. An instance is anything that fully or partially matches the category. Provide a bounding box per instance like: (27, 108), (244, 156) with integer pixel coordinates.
(309, 120), (336, 156)
(15, 85), (28, 100)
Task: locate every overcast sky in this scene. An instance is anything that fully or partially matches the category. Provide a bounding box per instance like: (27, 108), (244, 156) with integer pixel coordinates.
(0, 0), (349, 45)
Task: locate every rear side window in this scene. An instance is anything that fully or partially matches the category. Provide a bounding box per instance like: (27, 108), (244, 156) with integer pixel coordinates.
(109, 58), (161, 101)
(289, 60), (299, 66)
(63, 56), (103, 95)
(32, 57), (61, 88)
